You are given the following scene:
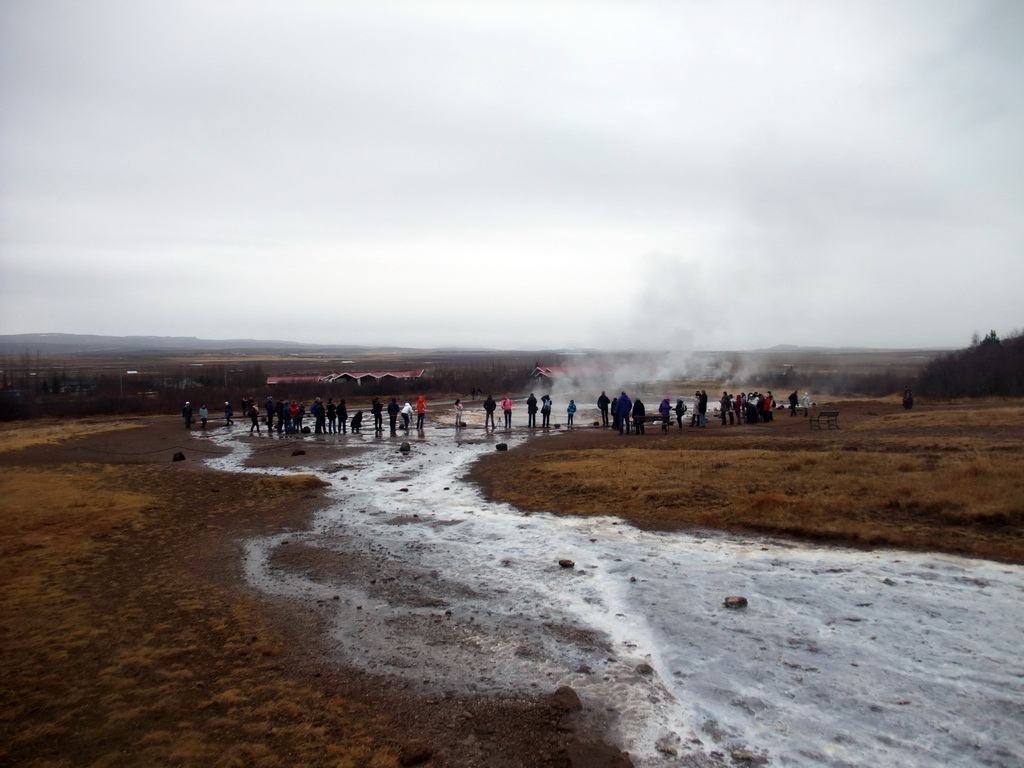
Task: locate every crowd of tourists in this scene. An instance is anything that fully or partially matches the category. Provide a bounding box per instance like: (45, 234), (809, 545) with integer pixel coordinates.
(591, 389), (812, 435)
(181, 395), (430, 435)
(180, 388), (812, 435)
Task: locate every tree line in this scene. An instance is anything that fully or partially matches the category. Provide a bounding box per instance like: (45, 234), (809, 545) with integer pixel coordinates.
(916, 330), (1024, 398)
(0, 358), (535, 422)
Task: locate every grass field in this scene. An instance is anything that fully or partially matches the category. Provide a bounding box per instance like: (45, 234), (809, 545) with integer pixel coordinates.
(471, 399), (1024, 564)
(0, 430), (402, 768)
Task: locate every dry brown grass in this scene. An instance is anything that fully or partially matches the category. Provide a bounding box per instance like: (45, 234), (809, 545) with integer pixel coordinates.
(474, 400), (1024, 563)
(0, 461), (401, 768)
(0, 418), (147, 453)
(253, 474), (328, 492)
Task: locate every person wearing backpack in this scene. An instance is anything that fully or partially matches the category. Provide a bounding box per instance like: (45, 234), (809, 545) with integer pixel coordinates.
(248, 402), (260, 434)
(674, 398), (686, 428)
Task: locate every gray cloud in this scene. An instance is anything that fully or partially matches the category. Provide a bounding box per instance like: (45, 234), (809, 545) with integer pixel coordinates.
(2, 0), (1021, 349)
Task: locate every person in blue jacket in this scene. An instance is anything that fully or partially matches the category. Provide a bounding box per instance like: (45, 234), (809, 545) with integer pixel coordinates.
(616, 392), (632, 435)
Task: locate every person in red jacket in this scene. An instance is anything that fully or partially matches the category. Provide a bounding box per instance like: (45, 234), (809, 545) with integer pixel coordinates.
(416, 396), (427, 431)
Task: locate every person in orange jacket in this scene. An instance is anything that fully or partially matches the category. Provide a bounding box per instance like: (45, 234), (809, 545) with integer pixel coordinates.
(416, 396), (427, 430)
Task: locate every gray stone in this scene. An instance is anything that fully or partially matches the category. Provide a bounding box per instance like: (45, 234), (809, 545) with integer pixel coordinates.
(549, 685), (583, 712)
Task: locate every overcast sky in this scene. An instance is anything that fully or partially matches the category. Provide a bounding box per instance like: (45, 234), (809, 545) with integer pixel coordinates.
(1, 1), (1021, 351)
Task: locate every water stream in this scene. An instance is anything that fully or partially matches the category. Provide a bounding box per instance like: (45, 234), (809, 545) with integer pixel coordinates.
(204, 426), (1024, 767)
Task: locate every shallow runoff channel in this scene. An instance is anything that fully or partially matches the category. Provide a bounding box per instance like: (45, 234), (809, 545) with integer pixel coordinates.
(206, 426), (1023, 768)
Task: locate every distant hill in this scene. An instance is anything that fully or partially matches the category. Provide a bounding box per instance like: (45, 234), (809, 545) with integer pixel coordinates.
(0, 333), (955, 358)
(0, 333), (366, 355)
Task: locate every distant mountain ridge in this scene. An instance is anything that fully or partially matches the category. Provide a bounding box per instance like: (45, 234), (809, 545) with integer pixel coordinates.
(0, 333), (954, 356)
(0, 333), (357, 354)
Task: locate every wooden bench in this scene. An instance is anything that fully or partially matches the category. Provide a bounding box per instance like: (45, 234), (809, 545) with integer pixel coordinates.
(632, 414), (671, 433)
(810, 410), (839, 430)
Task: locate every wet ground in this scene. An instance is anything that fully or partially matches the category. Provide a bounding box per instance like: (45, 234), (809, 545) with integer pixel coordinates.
(204, 423), (1024, 768)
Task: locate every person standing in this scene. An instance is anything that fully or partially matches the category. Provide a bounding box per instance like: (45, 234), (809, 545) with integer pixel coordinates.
(501, 396), (513, 428)
(311, 397), (326, 434)
(401, 401), (413, 431)
(659, 397), (672, 429)
(248, 401), (261, 434)
(566, 399), (577, 426)
(720, 392), (731, 426)
(326, 397), (337, 433)
(199, 404), (209, 429)
(223, 401), (233, 426)
(371, 397), (384, 432)
(788, 391), (799, 417)
(387, 398), (400, 432)
(526, 393), (538, 428)
(632, 397), (646, 434)
(453, 398), (464, 428)
(616, 392), (632, 435)
(747, 392), (760, 424)
(265, 396), (276, 432)
(674, 398), (686, 428)
(483, 394), (497, 429)
(540, 394), (552, 428)
(338, 399), (348, 434)
(903, 388), (914, 411)
(698, 390), (708, 428)
(416, 396), (426, 430)
(597, 391), (611, 426)
(182, 401), (193, 429)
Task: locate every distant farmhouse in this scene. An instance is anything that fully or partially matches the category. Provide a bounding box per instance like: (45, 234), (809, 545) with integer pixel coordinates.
(531, 366), (615, 385)
(531, 366), (571, 380)
(266, 369), (425, 386)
